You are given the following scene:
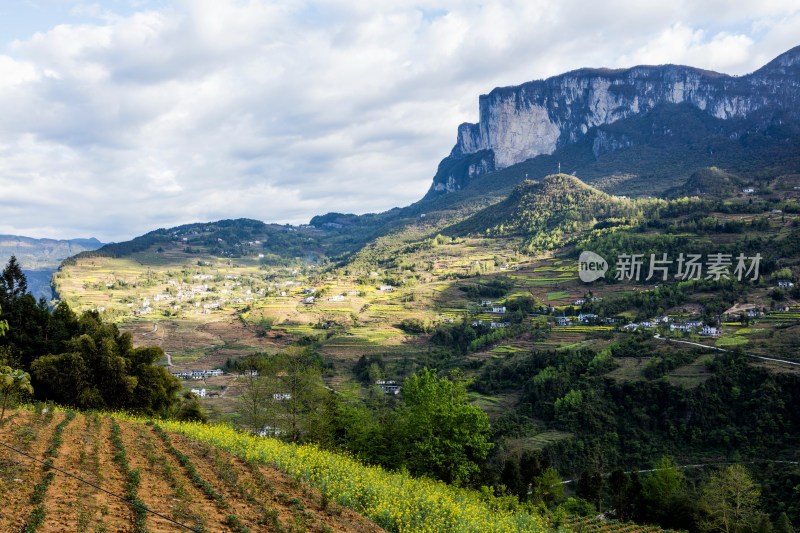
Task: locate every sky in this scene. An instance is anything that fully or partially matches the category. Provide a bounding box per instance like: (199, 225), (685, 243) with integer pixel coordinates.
(1, 1), (799, 242)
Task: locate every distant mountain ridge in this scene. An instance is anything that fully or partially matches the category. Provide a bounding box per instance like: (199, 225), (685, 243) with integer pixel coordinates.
(0, 234), (103, 302)
(430, 45), (800, 194)
(0, 235), (103, 269)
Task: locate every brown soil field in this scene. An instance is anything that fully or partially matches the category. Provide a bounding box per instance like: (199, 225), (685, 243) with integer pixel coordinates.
(0, 409), (384, 533)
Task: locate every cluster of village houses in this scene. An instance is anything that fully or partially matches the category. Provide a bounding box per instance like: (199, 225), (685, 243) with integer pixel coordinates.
(171, 368), (224, 380)
(473, 295), (779, 338)
(129, 274), (263, 316)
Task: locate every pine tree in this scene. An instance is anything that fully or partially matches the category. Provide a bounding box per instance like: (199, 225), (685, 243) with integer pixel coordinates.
(0, 256), (27, 311)
(776, 512), (795, 533)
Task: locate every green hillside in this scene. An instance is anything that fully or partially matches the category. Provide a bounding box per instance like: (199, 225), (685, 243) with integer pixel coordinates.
(450, 174), (642, 250)
(667, 167), (743, 198)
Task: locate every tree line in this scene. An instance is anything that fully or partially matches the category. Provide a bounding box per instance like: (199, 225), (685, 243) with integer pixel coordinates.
(0, 256), (184, 417)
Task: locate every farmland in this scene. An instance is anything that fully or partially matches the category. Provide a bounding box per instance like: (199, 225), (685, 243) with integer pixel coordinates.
(0, 407), (685, 533)
(0, 408), (385, 532)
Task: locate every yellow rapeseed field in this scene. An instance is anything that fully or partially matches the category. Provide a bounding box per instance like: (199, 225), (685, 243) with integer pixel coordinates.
(149, 418), (549, 533)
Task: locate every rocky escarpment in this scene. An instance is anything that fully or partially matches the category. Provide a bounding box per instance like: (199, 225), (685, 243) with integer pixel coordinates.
(429, 45), (800, 194)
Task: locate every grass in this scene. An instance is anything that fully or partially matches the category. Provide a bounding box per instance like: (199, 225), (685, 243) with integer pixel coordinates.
(546, 291), (570, 301)
(715, 335), (749, 347)
(506, 431), (574, 453)
(490, 345), (526, 354)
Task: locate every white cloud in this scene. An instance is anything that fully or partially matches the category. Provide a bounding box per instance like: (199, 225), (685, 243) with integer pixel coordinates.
(0, 0), (798, 241)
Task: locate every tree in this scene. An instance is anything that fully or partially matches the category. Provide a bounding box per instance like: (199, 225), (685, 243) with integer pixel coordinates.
(398, 368), (493, 486)
(0, 256), (27, 311)
(699, 464), (762, 533)
(0, 308), (32, 421)
(642, 456), (686, 517)
(609, 469), (632, 518)
(576, 469), (603, 511)
(531, 467), (565, 507)
(0, 366), (32, 421)
(775, 512), (795, 533)
(500, 459), (523, 498)
(237, 356), (276, 435)
(31, 311), (179, 414)
(237, 348), (328, 442)
(174, 391), (208, 423)
(276, 347), (327, 442)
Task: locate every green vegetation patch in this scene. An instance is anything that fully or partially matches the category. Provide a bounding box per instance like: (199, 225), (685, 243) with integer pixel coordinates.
(546, 291), (570, 301)
(507, 431), (574, 451)
(716, 335), (749, 347)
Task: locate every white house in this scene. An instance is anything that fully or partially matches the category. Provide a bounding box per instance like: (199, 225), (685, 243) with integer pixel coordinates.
(378, 285), (395, 292)
(777, 279), (795, 289)
(578, 313), (598, 323)
(376, 380), (400, 395)
(490, 306), (507, 314)
(273, 393), (292, 401)
(302, 296), (315, 304)
(701, 325), (720, 336)
(556, 317), (571, 326)
(742, 187), (755, 194)
(190, 388), (206, 398)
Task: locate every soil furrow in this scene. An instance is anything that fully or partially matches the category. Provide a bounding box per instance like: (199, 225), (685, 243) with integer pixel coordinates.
(0, 410), (62, 531)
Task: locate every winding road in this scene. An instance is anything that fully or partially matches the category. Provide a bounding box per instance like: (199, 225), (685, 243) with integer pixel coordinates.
(653, 334), (800, 367)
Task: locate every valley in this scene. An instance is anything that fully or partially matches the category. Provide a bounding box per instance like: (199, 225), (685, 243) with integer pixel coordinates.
(4, 44), (800, 532)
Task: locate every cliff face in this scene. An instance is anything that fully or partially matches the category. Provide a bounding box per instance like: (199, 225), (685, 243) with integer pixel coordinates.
(429, 45), (800, 194)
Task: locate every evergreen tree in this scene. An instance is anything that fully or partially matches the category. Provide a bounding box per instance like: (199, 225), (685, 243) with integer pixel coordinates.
(776, 513), (795, 533)
(0, 256), (27, 310)
(576, 469), (603, 511)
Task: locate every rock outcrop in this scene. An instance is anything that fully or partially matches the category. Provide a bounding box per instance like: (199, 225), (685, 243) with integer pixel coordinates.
(429, 45), (800, 194)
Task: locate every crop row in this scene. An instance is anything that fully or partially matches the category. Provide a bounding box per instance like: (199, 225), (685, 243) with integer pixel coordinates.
(23, 411), (76, 532)
(148, 418), (549, 533)
(110, 418), (148, 532)
(150, 422), (227, 507)
(150, 422), (253, 532)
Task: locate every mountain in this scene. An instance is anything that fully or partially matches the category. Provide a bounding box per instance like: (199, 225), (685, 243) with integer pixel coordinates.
(0, 235), (103, 302)
(0, 235), (103, 269)
(666, 166), (743, 198)
(450, 174), (638, 241)
(429, 45), (800, 196)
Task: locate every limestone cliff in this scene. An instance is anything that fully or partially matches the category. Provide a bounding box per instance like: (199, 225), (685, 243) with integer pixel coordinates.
(429, 45), (800, 194)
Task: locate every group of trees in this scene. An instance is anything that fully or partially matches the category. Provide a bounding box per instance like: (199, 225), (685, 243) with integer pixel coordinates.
(238, 352), (493, 486)
(0, 256), (181, 416)
(475, 338), (800, 529)
(585, 458), (792, 533)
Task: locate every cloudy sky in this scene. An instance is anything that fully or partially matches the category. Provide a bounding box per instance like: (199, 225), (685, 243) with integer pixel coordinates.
(1, 0), (799, 242)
